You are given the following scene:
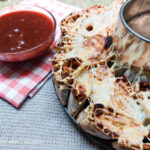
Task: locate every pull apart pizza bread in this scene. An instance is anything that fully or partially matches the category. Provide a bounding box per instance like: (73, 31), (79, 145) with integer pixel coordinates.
(52, 0), (125, 105)
(51, 0), (150, 149)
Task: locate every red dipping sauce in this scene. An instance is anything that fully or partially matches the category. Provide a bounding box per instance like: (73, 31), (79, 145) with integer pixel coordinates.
(0, 5), (56, 62)
(0, 11), (54, 53)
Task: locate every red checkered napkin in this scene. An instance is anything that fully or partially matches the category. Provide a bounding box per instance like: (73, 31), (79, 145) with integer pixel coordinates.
(0, 0), (78, 108)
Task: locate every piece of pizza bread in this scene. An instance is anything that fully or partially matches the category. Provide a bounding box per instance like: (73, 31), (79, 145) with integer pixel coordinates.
(53, 78), (70, 106)
(67, 68), (92, 116)
(77, 76), (150, 149)
(53, 6), (116, 68)
(52, 56), (85, 105)
(52, 33), (114, 90)
(52, 0), (127, 91)
(52, 0), (126, 66)
(68, 65), (114, 116)
(60, 0), (127, 45)
(52, 23), (114, 106)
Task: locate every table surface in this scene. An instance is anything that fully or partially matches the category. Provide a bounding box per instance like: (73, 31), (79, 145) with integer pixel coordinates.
(0, 0), (114, 150)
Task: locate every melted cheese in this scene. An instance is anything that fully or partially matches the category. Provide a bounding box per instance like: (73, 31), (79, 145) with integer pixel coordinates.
(55, 1), (122, 66)
(74, 69), (92, 97)
(90, 77), (115, 107)
(119, 126), (149, 147)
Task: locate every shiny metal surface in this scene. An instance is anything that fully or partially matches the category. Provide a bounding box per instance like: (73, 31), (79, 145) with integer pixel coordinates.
(120, 0), (150, 43)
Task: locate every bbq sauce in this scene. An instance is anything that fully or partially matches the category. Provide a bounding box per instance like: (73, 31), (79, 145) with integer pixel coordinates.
(0, 11), (54, 53)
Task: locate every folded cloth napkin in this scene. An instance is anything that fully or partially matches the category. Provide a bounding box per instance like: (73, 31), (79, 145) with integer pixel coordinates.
(0, 0), (78, 108)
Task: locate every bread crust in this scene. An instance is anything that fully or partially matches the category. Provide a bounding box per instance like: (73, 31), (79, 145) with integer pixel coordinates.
(67, 68), (92, 116)
(77, 104), (111, 140)
(53, 77), (70, 106)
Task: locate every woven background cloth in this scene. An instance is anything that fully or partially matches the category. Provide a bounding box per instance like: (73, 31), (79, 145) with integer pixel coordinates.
(0, 79), (104, 150)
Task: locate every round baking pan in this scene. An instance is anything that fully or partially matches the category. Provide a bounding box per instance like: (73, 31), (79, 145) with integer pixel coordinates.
(52, 76), (114, 150)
